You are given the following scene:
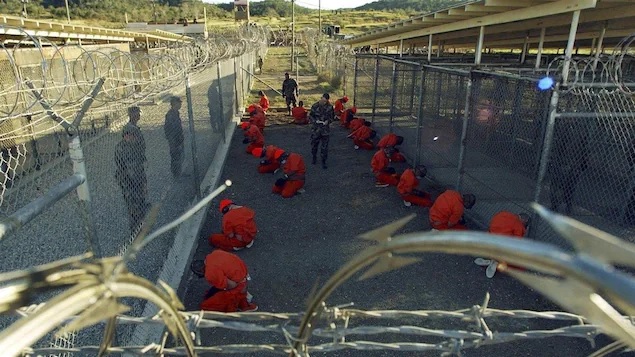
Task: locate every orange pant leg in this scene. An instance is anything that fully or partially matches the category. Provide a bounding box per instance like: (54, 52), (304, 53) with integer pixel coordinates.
(354, 139), (375, 150)
(401, 193), (433, 207)
(200, 289), (241, 312)
(246, 142), (263, 154)
(391, 152), (406, 162)
(376, 172), (400, 186)
(258, 162), (280, 174)
(281, 180), (305, 198)
(209, 233), (247, 251)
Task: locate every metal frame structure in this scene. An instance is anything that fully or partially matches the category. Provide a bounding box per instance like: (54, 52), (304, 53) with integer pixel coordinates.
(343, 0), (635, 66)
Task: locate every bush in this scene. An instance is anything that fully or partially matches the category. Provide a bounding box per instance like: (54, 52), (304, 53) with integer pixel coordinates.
(329, 75), (342, 89)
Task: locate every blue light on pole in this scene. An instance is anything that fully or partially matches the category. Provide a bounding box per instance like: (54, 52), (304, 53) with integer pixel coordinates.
(538, 76), (554, 91)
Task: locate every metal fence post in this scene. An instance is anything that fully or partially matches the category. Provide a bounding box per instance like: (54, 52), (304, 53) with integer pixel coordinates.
(533, 86), (560, 203)
(456, 73), (473, 191)
(240, 55), (245, 108)
(217, 61), (226, 142)
(353, 56), (359, 107)
(185, 75), (202, 199)
(371, 54), (380, 123)
(389, 60), (398, 132)
(234, 57), (240, 116)
(415, 65), (425, 167)
(68, 135), (101, 257)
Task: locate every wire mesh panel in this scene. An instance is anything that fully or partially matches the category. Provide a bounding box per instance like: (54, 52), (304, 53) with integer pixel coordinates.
(352, 55), (376, 111)
(416, 66), (469, 181)
(371, 57), (395, 133)
(533, 87), (635, 244)
(388, 61), (421, 164)
(460, 72), (550, 230)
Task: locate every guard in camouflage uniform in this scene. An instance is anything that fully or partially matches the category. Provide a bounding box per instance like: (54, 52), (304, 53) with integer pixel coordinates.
(115, 120), (149, 236)
(309, 93), (335, 169)
(164, 96), (185, 177)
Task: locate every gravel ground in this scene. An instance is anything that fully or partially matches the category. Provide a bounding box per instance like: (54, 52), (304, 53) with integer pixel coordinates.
(182, 120), (602, 356)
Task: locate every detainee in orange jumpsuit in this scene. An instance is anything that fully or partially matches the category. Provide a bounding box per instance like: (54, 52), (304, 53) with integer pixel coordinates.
(348, 121), (376, 150)
(241, 122), (264, 154)
(340, 106), (357, 127)
(377, 133), (406, 162)
(333, 96), (349, 118)
(291, 100), (309, 125)
(490, 211), (530, 271)
(272, 149), (306, 198)
(397, 165), (433, 207)
(195, 250), (257, 312)
(252, 145), (281, 174)
(209, 199), (258, 251)
(258, 90), (270, 112)
(248, 104), (266, 132)
(429, 190), (476, 230)
(371, 148), (400, 187)
(348, 117), (365, 132)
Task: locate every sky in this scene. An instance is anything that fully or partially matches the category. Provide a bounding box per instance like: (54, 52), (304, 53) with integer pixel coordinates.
(202, 0), (377, 11)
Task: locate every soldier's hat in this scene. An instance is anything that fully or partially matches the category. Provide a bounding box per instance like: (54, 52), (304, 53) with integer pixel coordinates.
(127, 106), (141, 116)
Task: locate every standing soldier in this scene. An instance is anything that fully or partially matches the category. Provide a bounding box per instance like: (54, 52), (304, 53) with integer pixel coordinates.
(309, 93), (335, 169)
(125, 106), (145, 154)
(282, 72), (299, 115)
(164, 97), (184, 177)
(115, 122), (149, 236)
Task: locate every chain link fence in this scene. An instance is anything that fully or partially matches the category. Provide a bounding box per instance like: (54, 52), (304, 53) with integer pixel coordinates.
(353, 52), (635, 247)
(0, 24), (267, 352)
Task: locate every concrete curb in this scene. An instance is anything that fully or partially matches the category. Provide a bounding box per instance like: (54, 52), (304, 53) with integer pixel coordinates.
(128, 115), (239, 349)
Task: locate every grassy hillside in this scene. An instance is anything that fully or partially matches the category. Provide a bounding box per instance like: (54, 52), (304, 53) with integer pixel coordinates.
(0, 0), (461, 36)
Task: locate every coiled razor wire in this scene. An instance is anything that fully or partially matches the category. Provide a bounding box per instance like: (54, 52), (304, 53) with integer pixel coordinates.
(544, 31), (635, 96)
(0, 24), (269, 137)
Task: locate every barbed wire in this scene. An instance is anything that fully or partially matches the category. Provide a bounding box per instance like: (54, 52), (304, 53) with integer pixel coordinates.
(0, 23), (269, 139)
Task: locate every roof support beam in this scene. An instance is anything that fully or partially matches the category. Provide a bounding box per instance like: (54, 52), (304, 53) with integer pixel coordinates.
(475, 26), (485, 65)
(428, 34), (433, 62)
(562, 10), (581, 84)
(592, 21), (607, 71)
(535, 27), (546, 69)
(346, 0), (598, 47)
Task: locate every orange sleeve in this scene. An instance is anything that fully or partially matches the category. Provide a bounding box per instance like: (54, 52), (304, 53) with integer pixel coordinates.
(371, 151), (387, 172)
(205, 253), (228, 289)
(447, 196), (464, 227)
(397, 169), (417, 195)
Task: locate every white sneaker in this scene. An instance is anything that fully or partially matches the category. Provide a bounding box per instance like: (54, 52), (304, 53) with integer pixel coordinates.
(474, 258), (491, 266)
(246, 240), (254, 248)
(403, 200), (412, 207)
(375, 182), (389, 188)
(486, 260), (498, 278)
(297, 188), (306, 194)
(354, 145), (360, 150)
(246, 292), (253, 303)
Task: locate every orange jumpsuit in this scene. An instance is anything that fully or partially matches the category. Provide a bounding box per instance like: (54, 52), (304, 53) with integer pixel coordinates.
(200, 250), (251, 312)
(397, 168), (432, 207)
(244, 125), (264, 154)
(378, 133), (406, 162)
(334, 99), (345, 117)
(349, 118), (364, 132)
(272, 153), (306, 198)
(371, 150), (400, 186)
(209, 206), (257, 251)
(429, 190), (467, 230)
(291, 106), (308, 124)
(489, 211), (526, 271)
(258, 145), (281, 174)
(340, 109), (355, 127)
(259, 95), (270, 112)
(249, 111), (266, 132)
(351, 126), (375, 150)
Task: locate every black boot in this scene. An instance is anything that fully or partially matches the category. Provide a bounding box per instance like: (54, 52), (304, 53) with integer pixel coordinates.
(312, 156), (317, 165)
